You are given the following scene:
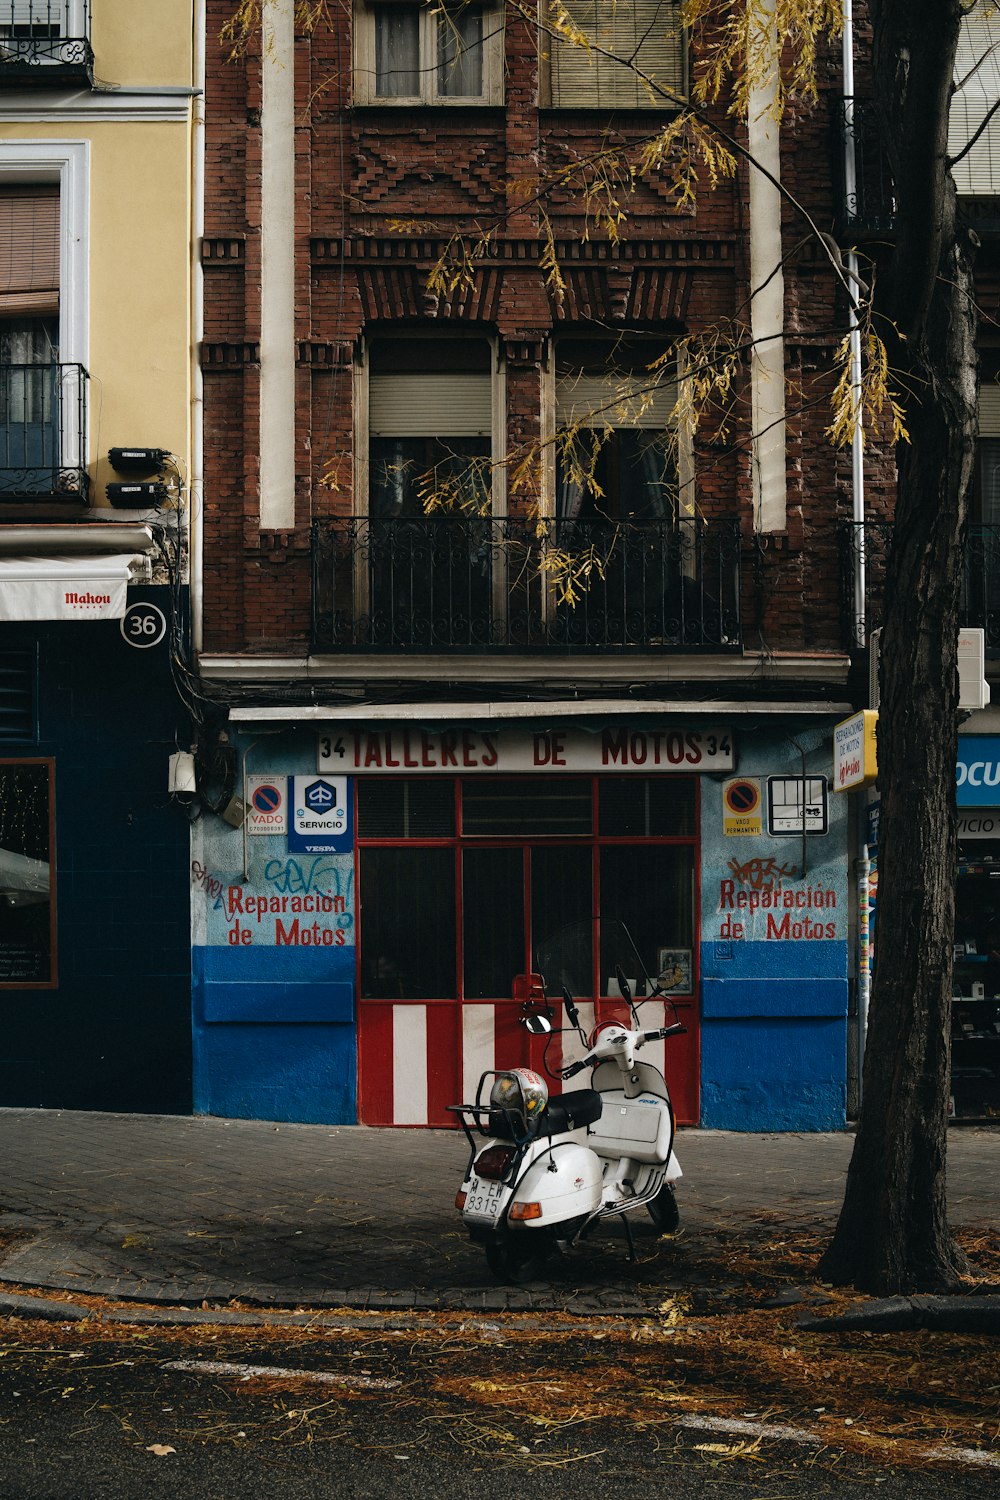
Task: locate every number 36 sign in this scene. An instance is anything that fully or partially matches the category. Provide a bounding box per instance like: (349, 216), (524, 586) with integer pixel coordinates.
(120, 602), (167, 649)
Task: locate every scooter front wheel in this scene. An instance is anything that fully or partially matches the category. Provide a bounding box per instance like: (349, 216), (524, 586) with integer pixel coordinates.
(647, 1183), (680, 1233)
(485, 1231), (555, 1285)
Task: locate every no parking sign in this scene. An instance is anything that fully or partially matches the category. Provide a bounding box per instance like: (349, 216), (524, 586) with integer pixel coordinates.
(247, 776), (288, 835)
(723, 777), (763, 837)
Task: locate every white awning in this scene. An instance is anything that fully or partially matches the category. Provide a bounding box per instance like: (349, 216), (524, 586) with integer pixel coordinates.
(0, 553), (147, 622)
(229, 698), (853, 724)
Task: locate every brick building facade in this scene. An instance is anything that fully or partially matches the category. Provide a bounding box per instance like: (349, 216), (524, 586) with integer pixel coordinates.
(188, 2), (916, 1130)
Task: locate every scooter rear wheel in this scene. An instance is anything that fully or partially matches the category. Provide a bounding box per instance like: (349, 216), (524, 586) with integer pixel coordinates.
(485, 1231), (555, 1284)
(647, 1183), (680, 1233)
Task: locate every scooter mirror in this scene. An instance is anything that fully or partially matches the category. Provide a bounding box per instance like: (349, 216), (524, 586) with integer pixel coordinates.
(561, 985), (581, 1029)
(615, 965), (633, 1004)
(522, 1014), (552, 1035)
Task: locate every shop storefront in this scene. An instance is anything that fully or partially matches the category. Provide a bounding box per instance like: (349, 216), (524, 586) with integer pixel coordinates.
(190, 713), (850, 1132)
(953, 735), (1000, 1120)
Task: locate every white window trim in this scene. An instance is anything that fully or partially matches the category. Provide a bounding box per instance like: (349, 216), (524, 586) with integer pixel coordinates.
(0, 139), (89, 370)
(353, 1), (503, 107)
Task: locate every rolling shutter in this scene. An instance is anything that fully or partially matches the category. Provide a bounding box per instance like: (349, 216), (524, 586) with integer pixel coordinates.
(369, 372), (492, 436)
(549, 0), (685, 109)
(0, 188), (59, 317)
(951, 11), (1000, 198)
(556, 370), (676, 429)
(979, 382), (1000, 437)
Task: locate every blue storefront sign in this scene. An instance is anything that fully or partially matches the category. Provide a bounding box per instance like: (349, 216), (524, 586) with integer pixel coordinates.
(957, 738), (1000, 806)
(288, 774), (353, 852)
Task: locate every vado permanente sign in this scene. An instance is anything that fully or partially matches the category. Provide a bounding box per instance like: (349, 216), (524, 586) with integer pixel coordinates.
(318, 724), (735, 775)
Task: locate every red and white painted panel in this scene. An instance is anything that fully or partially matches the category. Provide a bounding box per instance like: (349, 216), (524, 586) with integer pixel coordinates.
(358, 999), (699, 1127)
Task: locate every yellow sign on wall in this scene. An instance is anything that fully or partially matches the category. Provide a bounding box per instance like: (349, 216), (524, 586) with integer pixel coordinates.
(833, 711), (878, 792)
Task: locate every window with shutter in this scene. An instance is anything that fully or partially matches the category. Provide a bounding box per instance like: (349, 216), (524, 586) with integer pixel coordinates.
(0, 187), (59, 319)
(548, 0), (686, 109)
(0, 186), (60, 495)
(362, 338), (496, 645)
(554, 340), (678, 521)
(951, 8), (1000, 198)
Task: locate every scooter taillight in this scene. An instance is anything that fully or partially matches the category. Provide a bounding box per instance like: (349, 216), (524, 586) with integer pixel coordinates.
(475, 1144), (517, 1180)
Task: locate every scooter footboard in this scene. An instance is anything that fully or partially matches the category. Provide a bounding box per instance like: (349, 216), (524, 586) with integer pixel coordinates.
(588, 1098), (673, 1164)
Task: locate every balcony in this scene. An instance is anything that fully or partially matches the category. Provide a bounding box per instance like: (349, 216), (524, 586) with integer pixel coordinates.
(0, 2), (93, 85)
(836, 98), (895, 239)
(0, 362), (89, 510)
(840, 520), (1000, 652)
(311, 514), (743, 654)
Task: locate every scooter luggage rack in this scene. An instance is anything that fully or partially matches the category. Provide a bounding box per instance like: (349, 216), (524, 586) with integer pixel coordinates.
(447, 1069), (544, 1176)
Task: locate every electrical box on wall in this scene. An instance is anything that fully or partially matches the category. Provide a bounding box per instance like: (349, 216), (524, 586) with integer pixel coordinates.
(108, 447), (169, 473)
(106, 482), (169, 508)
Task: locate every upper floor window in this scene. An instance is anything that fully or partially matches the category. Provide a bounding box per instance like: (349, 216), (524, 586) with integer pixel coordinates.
(553, 338), (678, 521)
(950, 5), (1000, 200)
(367, 336), (494, 516)
(354, 1), (503, 106)
(546, 0), (685, 109)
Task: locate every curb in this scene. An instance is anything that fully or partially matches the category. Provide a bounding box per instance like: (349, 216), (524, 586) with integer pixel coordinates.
(798, 1292), (1000, 1334)
(0, 1288), (644, 1331)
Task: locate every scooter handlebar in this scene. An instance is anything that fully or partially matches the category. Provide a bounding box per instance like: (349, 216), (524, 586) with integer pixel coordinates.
(642, 1024), (687, 1042)
(562, 1057), (595, 1078)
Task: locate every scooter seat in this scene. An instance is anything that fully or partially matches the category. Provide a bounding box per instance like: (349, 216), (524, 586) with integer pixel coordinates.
(537, 1089), (603, 1136)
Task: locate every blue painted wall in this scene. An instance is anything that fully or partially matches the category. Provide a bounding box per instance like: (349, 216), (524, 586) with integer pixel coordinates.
(191, 732), (357, 1123)
(698, 723), (849, 1130)
(0, 586), (192, 1113)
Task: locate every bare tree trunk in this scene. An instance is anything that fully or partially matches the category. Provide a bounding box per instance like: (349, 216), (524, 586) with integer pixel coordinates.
(820, 0), (977, 1292)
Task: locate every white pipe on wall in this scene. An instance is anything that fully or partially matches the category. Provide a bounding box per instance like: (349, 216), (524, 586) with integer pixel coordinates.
(259, 0), (297, 531)
(747, 0), (787, 533)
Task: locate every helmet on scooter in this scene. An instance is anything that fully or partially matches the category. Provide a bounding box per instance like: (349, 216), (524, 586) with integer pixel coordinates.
(489, 1068), (549, 1136)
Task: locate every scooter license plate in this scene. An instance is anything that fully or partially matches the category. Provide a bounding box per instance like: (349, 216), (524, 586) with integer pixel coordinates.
(465, 1175), (507, 1220)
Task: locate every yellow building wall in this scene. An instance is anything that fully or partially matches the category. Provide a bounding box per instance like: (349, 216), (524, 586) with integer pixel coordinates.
(2, 0), (196, 507)
(92, 0), (194, 90)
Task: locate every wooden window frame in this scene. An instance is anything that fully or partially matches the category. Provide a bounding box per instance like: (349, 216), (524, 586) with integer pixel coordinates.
(353, 1), (504, 107)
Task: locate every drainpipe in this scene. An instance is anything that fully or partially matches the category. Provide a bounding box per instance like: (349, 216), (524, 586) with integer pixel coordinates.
(843, 0), (867, 650)
(191, 0), (206, 655)
(856, 842), (871, 1108)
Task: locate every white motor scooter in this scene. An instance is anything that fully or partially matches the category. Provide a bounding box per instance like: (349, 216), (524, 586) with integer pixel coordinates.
(450, 926), (687, 1284)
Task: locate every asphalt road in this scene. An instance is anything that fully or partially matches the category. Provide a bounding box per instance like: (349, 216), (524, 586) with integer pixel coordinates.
(1, 1317), (998, 1499)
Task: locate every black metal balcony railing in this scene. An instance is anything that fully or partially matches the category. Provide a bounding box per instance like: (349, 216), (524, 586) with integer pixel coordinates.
(0, 362), (89, 504)
(0, 1), (92, 82)
(836, 98), (896, 237)
(840, 520), (1000, 651)
(312, 514), (742, 653)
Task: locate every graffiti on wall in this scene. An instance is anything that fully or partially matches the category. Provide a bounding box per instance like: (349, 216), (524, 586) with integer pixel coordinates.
(191, 856), (355, 948)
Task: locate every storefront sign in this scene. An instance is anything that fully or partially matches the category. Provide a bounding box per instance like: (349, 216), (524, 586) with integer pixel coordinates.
(288, 775), (352, 852)
(957, 738), (1000, 806)
(833, 711), (878, 791)
(318, 725), (735, 775)
(957, 813), (1000, 840)
(723, 777), (762, 835)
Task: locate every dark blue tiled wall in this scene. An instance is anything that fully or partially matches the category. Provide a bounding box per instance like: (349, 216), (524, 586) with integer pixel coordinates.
(0, 586), (192, 1112)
